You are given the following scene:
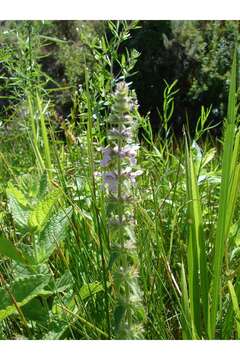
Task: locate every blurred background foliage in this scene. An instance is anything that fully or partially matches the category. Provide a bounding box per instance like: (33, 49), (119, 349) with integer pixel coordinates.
(0, 20), (239, 136)
(124, 20), (240, 135)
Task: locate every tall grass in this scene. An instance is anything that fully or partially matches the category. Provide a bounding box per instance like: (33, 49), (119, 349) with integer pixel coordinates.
(210, 50), (240, 338)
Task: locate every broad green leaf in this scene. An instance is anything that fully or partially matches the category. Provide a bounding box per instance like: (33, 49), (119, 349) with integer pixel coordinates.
(28, 190), (60, 232)
(36, 207), (72, 262)
(7, 197), (30, 230)
(0, 235), (28, 265)
(22, 298), (49, 323)
(19, 174), (39, 200)
(6, 182), (30, 231)
(0, 274), (50, 321)
(6, 182), (27, 207)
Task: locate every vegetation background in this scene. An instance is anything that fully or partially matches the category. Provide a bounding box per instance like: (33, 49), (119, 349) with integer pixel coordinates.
(1, 20), (239, 134)
(1, 20), (240, 340)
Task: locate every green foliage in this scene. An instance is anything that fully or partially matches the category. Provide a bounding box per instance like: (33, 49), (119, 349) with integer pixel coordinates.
(184, 136), (209, 338)
(0, 235), (28, 265)
(7, 195), (30, 231)
(28, 190), (60, 232)
(210, 49), (240, 338)
(126, 20), (239, 133)
(173, 21), (238, 101)
(79, 282), (104, 301)
(0, 274), (50, 321)
(37, 207), (72, 262)
(6, 176), (60, 234)
(1, 20), (240, 341)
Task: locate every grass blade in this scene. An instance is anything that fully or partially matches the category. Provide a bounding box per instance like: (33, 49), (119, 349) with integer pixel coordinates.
(185, 138), (209, 337)
(210, 49), (239, 338)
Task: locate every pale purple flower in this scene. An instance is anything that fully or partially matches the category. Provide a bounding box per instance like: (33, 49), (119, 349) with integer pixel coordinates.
(129, 170), (143, 184)
(122, 168), (143, 185)
(102, 167), (143, 193)
(99, 81), (145, 337)
(120, 144), (139, 165)
(109, 127), (132, 139)
(100, 147), (112, 167)
(109, 144), (139, 165)
(103, 171), (118, 193)
(100, 143), (140, 168)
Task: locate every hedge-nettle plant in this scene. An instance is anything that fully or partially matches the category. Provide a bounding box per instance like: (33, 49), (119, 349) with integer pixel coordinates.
(99, 81), (145, 339)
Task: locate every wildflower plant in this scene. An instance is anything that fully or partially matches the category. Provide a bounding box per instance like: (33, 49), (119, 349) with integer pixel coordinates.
(99, 81), (145, 339)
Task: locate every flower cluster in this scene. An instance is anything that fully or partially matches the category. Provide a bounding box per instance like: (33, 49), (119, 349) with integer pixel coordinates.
(99, 81), (145, 339)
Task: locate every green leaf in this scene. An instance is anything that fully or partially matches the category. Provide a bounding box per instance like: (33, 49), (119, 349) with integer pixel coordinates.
(185, 139), (209, 338)
(36, 207), (72, 262)
(0, 235), (28, 265)
(7, 196), (30, 231)
(180, 261), (192, 339)
(22, 297), (49, 323)
(19, 174), (39, 199)
(54, 271), (74, 293)
(202, 147), (216, 168)
(48, 270), (74, 294)
(0, 274), (50, 321)
(37, 171), (48, 199)
(6, 182), (27, 207)
(28, 190), (60, 232)
(79, 282), (104, 301)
